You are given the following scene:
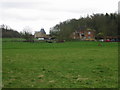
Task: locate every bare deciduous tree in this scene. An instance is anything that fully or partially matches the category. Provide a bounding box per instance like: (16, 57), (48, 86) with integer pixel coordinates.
(21, 26), (34, 42)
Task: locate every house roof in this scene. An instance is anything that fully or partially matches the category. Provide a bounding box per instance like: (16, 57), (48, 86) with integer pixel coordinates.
(40, 28), (46, 34)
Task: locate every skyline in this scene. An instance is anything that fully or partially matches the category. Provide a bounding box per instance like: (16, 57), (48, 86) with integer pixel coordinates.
(0, 0), (119, 34)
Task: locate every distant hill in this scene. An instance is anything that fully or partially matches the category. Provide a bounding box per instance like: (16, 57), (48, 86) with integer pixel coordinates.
(0, 24), (21, 38)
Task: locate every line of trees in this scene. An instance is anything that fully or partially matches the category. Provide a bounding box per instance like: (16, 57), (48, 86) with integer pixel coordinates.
(1, 13), (119, 41)
(0, 24), (21, 38)
(1, 24), (34, 42)
(50, 13), (119, 40)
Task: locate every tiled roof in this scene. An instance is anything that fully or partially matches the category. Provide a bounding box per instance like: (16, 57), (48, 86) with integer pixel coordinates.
(40, 28), (46, 34)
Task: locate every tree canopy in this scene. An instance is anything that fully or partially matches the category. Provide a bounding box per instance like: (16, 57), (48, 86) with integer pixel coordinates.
(1, 24), (21, 38)
(50, 13), (119, 40)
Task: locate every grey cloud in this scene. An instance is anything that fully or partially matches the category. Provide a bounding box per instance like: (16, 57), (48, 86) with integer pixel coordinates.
(1, 1), (96, 15)
(38, 7), (99, 14)
(1, 2), (33, 8)
(1, 12), (39, 21)
(1, 10), (58, 22)
(0, 1), (51, 9)
(0, 0), (83, 14)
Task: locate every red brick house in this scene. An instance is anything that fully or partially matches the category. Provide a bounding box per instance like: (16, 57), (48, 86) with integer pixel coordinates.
(72, 28), (96, 41)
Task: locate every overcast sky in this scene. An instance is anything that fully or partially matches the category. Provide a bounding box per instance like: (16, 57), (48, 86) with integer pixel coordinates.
(0, 0), (119, 34)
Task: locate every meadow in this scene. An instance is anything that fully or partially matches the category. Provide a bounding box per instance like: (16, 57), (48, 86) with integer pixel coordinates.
(2, 39), (118, 88)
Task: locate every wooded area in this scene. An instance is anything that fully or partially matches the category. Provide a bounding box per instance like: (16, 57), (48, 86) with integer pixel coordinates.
(50, 13), (119, 40)
(0, 24), (21, 38)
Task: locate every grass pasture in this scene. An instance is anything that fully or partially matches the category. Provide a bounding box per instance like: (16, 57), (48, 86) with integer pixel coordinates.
(2, 39), (118, 88)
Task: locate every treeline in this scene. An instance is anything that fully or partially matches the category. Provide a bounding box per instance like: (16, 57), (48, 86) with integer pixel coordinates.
(0, 24), (21, 38)
(50, 13), (119, 40)
(1, 24), (34, 42)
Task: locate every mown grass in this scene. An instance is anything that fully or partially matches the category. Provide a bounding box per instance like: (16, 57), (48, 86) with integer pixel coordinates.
(2, 40), (118, 88)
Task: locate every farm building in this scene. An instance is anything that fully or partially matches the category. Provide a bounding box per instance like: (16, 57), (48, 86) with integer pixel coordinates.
(34, 28), (50, 39)
(72, 27), (96, 41)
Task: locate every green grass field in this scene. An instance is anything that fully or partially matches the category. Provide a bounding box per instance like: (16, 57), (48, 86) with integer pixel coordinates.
(2, 39), (118, 88)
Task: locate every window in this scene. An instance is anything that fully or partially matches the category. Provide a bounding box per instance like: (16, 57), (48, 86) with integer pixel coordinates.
(88, 32), (91, 34)
(81, 33), (84, 36)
